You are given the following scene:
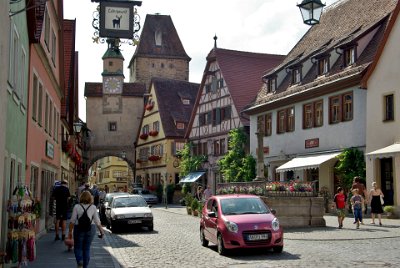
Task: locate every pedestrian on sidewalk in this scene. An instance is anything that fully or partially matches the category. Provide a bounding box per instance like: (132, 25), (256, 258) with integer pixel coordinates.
(52, 180), (70, 241)
(369, 182), (384, 226)
(351, 176), (368, 222)
(351, 188), (364, 229)
(68, 191), (104, 268)
(333, 187), (347, 229)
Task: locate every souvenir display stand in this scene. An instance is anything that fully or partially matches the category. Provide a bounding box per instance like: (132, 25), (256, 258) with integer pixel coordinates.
(3, 185), (38, 267)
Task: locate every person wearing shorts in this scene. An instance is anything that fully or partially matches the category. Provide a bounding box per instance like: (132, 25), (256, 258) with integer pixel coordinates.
(333, 187), (347, 229)
(52, 180), (71, 240)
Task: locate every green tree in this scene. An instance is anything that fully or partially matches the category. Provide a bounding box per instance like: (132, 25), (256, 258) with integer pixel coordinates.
(335, 147), (366, 190)
(218, 128), (256, 182)
(178, 142), (206, 178)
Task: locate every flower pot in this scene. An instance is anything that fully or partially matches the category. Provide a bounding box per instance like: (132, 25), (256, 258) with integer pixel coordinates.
(186, 207), (192, 215)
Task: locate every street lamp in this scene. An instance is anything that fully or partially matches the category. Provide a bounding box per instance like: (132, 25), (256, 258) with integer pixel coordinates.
(73, 121), (83, 134)
(297, 0), (325, 25)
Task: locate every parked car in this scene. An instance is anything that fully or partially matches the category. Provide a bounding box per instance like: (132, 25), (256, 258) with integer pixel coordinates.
(132, 188), (158, 205)
(99, 192), (128, 225)
(200, 194), (283, 255)
(105, 194), (154, 232)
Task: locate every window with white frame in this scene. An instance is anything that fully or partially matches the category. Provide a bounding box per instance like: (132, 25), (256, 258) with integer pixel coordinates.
(51, 29), (56, 66)
(44, 9), (50, 49)
(318, 57), (329, 75)
(292, 67), (302, 84)
(172, 141), (185, 155)
(38, 83), (43, 126)
(45, 94), (49, 132)
(32, 74), (38, 121)
(264, 113), (272, 136)
(343, 93), (353, 121)
(329, 96), (341, 124)
(344, 46), (356, 67)
(30, 166), (39, 198)
(314, 100), (323, 127)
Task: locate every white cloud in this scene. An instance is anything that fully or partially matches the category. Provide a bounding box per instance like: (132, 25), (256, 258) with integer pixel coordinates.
(64, 0), (338, 121)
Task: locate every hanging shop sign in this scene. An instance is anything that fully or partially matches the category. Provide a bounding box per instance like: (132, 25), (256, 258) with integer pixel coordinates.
(100, 1), (133, 39)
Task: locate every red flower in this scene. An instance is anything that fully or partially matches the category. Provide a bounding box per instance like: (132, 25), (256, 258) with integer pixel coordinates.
(149, 130), (158, 136)
(140, 133), (148, 140)
(148, 155), (161, 161)
(145, 104), (154, 111)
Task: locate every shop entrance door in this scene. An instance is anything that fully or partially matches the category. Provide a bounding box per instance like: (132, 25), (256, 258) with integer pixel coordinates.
(380, 158), (394, 205)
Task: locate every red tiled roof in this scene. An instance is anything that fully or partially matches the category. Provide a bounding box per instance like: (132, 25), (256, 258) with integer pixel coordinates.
(84, 82), (146, 97)
(152, 78), (200, 138)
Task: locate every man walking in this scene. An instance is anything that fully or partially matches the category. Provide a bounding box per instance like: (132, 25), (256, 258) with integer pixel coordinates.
(52, 180), (70, 240)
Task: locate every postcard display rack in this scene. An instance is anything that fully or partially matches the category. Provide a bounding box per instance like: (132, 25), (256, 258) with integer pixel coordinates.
(4, 186), (38, 267)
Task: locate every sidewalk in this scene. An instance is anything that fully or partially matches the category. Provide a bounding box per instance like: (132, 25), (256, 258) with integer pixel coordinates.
(28, 226), (119, 268)
(26, 204), (400, 268)
(153, 204), (400, 241)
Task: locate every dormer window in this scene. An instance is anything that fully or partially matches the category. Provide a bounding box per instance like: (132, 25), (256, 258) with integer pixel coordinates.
(344, 46), (356, 67)
(155, 30), (162, 46)
(218, 78), (224, 89)
(176, 122), (185, 130)
(266, 77), (276, 93)
(291, 67), (302, 84)
(318, 57), (329, 76)
(181, 98), (190, 105)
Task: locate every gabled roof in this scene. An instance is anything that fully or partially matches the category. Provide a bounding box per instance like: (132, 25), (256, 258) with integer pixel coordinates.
(152, 78), (200, 138)
(187, 48), (284, 132)
(84, 82), (146, 97)
(246, 0), (397, 113)
(362, 1), (400, 88)
(128, 14), (191, 67)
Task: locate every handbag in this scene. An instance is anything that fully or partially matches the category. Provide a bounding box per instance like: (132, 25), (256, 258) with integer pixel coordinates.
(380, 195), (384, 205)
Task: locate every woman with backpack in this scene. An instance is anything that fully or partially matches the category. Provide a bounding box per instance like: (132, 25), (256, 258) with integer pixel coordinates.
(68, 191), (104, 268)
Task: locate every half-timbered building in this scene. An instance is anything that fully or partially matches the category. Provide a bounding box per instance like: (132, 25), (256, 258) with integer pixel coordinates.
(186, 40), (284, 191)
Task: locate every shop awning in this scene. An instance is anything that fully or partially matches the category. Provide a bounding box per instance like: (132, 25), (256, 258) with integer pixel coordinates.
(366, 143), (400, 159)
(179, 172), (205, 183)
(276, 152), (341, 173)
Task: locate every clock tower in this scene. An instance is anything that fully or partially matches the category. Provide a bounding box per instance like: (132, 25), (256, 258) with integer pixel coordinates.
(102, 40), (124, 95)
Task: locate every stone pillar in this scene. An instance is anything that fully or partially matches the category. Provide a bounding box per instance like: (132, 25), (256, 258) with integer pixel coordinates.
(254, 131), (265, 181)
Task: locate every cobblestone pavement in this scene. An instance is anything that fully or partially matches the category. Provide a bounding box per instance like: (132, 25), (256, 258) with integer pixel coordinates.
(104, 205), (400, 268)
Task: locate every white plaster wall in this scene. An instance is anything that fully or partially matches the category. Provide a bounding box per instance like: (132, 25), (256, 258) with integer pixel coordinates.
(365, 14), (400, 206)
(250, 86), (367, 159)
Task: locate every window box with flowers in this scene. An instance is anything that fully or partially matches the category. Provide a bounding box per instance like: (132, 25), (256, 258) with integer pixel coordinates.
(148, 155), (161, 161)
(145, 103), (154, 111)
(140, 133), (149, 140)
(149, 130), (159, 137)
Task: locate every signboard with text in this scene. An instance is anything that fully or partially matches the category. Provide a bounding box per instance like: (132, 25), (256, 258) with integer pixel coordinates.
(305, 138), (319, 149)
(100, 2), (133, 39)
(46, 140), (54, 159)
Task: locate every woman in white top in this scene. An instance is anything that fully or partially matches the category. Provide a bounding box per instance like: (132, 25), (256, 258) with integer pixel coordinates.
(68, 191), (104, 268)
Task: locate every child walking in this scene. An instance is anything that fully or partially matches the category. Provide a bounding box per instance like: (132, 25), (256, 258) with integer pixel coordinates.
(333, 187), (346, 229)
(351, 188), (364, 229)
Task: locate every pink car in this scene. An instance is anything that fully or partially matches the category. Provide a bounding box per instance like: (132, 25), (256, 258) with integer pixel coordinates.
(200, 194), (284, 255)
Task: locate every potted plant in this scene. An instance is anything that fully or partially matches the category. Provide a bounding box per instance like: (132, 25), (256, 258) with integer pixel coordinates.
(384, 205), (396, 218)
(184, 194), (194, 214)
(149, 130), (159, 136)
(191, 198), (199, 216)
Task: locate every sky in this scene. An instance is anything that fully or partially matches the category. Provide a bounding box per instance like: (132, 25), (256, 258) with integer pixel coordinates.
(64, 0), (338, 121)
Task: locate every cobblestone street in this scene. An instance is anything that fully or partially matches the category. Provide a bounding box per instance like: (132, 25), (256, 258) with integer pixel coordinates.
(104, 206), (400, 268)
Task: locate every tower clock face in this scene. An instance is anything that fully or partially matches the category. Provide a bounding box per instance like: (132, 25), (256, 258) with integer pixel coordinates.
(104, 76), (122, 94)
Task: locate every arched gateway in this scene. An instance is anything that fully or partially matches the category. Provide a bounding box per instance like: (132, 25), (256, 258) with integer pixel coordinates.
(83, 14), (191, 185)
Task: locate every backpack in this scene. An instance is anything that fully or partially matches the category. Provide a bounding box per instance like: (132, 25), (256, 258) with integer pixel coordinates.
(78, 204), (93, 232)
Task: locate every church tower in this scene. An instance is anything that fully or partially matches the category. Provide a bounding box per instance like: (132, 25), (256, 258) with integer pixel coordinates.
(128, 14), (191, 89)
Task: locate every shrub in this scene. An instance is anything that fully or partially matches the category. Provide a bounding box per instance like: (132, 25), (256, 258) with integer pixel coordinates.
(191, 198), (199, 211)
